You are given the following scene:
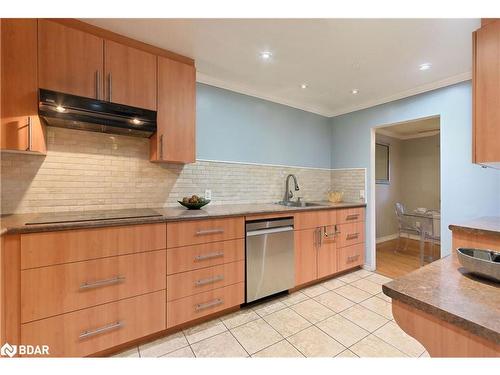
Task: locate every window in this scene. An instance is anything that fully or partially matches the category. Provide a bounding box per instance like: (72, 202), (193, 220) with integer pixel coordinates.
(376, 143), (390, 184)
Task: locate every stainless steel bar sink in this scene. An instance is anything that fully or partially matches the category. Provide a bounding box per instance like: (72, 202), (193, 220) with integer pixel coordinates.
(276, 201), (326, 208)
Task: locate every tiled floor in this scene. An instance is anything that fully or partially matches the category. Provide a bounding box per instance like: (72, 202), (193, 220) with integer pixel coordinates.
(112, 269), (429, 358)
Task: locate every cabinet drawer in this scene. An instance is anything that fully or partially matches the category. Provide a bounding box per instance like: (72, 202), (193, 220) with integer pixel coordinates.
(167, 260), (244, 301)
(167, 283), (244, 328)
(21, 223), (166, 269)
(294, 209), (337, 230)
(167, 239), (244, 274)
(167, 217), (244, 248)
(337, 207), (365, 224)
(21, 291), (165, 357)
(21, 250), (166, 323)
(338, 222), (365, 248)
(338, 243), (365, 271)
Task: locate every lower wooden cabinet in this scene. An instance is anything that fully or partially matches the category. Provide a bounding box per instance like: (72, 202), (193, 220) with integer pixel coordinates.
(167, 283), (244, 328)
(21, 291), (166, 357)
(338, 243), (365, 272)
(294, 228), (319, 285)
(317, 225), (338, 279)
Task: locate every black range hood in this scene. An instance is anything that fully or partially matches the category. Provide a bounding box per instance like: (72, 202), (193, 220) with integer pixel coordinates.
(38, 89), (157, 138)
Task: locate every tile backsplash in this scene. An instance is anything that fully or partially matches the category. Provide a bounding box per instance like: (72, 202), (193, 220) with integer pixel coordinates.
(1, 127), (365, 214)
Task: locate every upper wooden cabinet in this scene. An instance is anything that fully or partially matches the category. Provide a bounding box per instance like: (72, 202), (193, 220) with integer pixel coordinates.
(473, 20), (500, 169)
(1, 19), (46, 154)
(104, 40), (157, 110)
(38, 20), (104, 99)
(151, 56), (196, 163)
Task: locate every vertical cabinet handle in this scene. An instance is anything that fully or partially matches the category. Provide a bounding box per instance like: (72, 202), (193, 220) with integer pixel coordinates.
(159, 134), (164, 160)
(107, 73), (112, 102)
(26, 117), (32, 151)
(95, 70), (100, 100)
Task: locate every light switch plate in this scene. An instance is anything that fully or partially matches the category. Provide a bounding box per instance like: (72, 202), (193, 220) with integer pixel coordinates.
(205, 189), (212, 200)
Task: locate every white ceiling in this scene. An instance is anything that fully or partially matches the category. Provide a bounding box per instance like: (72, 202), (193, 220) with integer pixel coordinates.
(84, 18), (479, 117)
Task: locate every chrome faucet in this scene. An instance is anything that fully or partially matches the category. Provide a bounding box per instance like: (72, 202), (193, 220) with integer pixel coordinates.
(283, 174), (300, 203)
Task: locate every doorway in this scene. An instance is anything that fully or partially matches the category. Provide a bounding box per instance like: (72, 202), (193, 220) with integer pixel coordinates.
(372, 116), (441, 278)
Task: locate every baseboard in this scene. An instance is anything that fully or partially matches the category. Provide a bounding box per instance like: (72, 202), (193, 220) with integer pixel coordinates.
(376, 233), (422, 244)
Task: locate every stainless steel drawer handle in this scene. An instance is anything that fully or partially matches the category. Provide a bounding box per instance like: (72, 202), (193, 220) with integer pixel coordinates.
(195, 228), (225, 236)
(346, 214), (359, 220)
(79, 276), (126, 290)
(195, 274), (224, 287)
(347, 255), (360, 263)
(195, 298), (223, 311)
(194, 252), (224, 261)
(79, 321), (124, 340)
(346, 233), (360, 240)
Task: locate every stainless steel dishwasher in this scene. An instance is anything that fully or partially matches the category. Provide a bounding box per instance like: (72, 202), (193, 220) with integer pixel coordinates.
(245, 217), (295, 303)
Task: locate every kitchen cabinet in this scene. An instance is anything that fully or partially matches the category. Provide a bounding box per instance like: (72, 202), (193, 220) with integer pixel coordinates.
(473, 19), (500, 169)
(151, 56), (196, 163)
(104, 40), (157, 110)
(294, 228), (320, 285)
(38, 19), (104, 99)
(317, 225), (339, 278)
(1, 19), (46, 154)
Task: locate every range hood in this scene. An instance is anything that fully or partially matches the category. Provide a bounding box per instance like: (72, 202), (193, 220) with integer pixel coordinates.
(38, 89), (157, 138)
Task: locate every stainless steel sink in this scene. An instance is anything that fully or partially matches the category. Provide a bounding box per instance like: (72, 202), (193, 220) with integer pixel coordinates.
(276, 201), (326, 208)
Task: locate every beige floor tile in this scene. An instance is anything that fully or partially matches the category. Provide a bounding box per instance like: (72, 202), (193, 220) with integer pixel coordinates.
(231, 318), (282, 354)
(350, 269), (374, 279)
(301, 284), (329, 298)
(335, 285), (372, 303)
(338, 271), (363, 284)
(252, 299), (288, 316)
(350, 278), (382, 295)
(252, 340), (304, 358)
(263, 308), (311, 337)
(360, 296), (393, 320)
(278, 291), (309, 306)
(313, 291), (355, 313)
(191, 331), (248, 357)
(291, 298), (335, 324)
(139, 331), (188, 357)
(221, 308), (260, 329)
(373, 322), (425, 357)
(287, 326), (345, 357)
(321, 278), (346, 290)
(340, 305), (389, 332)
(112, 347), (140, 358)
(350, 334), (407, 357)
(336, 349), (359, 358)
(376, 292), (392, 303)
(316, 314), (369, 347)
(161, 346), (195, 358)
(183, 318), (227, 344)
(366, 273), (393, 285)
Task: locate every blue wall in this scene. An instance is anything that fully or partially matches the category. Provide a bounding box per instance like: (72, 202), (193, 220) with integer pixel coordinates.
(331, 81), (500, 267)
(196, 83), (332, 169)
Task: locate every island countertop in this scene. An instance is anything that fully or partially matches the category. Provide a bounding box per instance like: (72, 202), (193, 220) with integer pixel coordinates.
(382, 255), (500, 345)
(448, 216), (500, 237)
(0, 201), (366, 235)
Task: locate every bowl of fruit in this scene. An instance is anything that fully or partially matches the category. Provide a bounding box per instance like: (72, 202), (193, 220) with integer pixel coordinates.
(178, 195), (210, 210)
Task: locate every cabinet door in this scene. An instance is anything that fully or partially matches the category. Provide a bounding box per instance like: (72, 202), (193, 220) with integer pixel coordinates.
(474, 21), (500, 164)
(1, 19), (46, 153)
(294, 228), (318, 286)
(38, 20), (104, 99)
(104, 40), (156, 110)
(317, 225), (338, 278)
(152, 56), (196, 163)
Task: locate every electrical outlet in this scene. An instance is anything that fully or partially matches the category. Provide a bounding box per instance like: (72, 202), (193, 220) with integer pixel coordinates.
(204, 189), (212, 200)
(359, 190), (365, 200)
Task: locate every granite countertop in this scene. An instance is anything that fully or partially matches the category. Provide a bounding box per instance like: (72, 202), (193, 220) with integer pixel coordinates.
(382, 255), (500, 345)
(0, 201), (366, 235)
(449, 216), (500, 237)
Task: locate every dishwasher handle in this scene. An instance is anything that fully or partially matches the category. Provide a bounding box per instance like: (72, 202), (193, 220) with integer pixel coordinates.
(246, 226), (294, 237)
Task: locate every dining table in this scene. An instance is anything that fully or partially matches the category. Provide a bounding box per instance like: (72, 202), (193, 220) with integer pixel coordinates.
(401, 209), (440, 266)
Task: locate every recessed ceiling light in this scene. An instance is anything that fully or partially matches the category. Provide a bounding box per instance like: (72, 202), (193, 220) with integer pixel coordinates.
(351, 89), (359, 95)
(300, 83), (308, 89)
(55, 105), (66, 113)
(419, 63), (432, 71)
(260, 51), (272, 60)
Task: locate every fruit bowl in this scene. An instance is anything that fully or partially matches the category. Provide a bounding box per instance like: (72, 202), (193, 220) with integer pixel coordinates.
(177, 199), (210, 210)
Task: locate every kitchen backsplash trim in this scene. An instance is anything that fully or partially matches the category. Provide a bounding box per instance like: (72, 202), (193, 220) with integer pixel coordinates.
(1, 127), (365, 214)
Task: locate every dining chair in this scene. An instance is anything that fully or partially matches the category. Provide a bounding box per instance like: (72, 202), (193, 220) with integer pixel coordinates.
(394, 202), (420, 252)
